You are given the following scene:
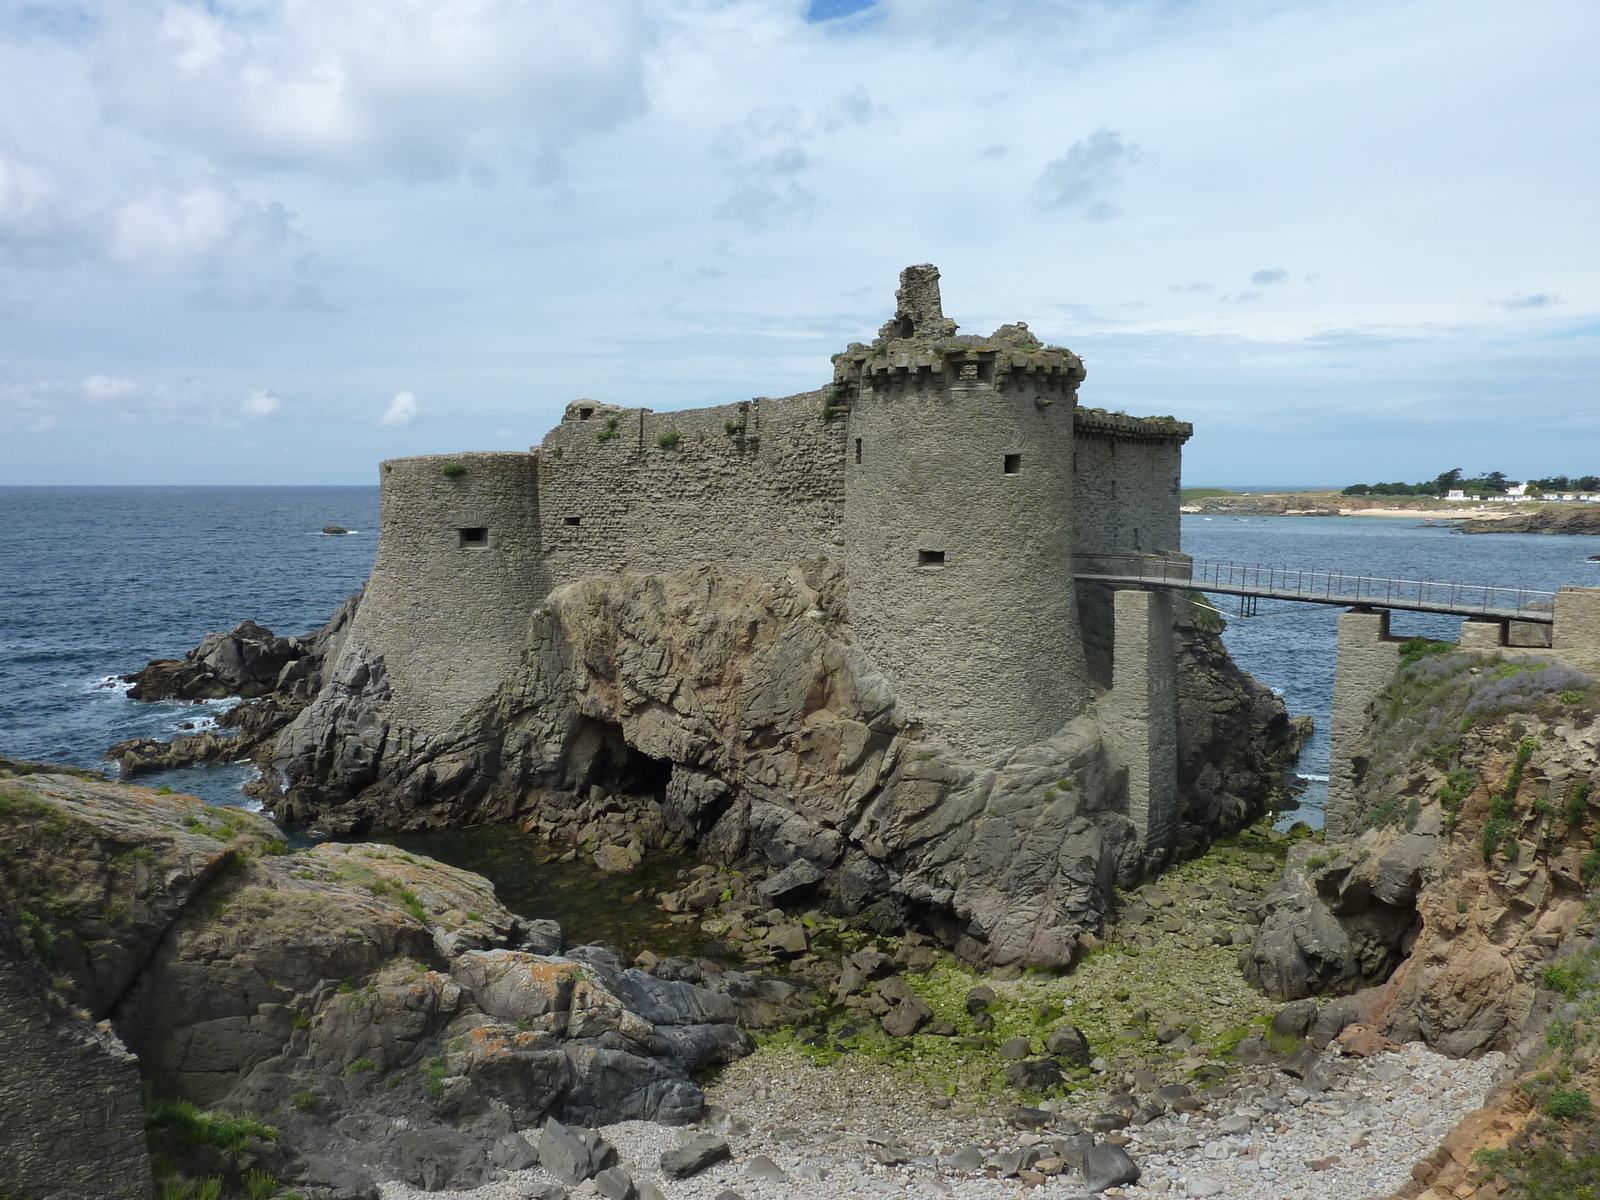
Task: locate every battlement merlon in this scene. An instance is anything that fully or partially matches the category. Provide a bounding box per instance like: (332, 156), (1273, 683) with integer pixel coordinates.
(1073, 408), (1193, 445)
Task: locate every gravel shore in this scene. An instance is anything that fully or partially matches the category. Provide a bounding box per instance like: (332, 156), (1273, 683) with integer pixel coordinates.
(380, 1037), (1500, 1200)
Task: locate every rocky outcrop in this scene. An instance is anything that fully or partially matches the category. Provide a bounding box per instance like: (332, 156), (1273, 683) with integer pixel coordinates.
(1173, 602), (1314, 845)
(1458, 505), (1600, 535)
(1245, 648), (1599, 1057)
(108, 561), (1307, 973)
(107, 595), (361, 778)
(0, 769), (770, 1195)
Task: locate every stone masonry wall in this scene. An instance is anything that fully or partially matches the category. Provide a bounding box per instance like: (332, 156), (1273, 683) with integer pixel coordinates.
(536, 392), (846, 583)
(0, 913), (151, 1200)
(840, 357), (1086, 754)
(1326, 608), (1403, 838)
(345, 451), (549, 736)
(1072, 410), (1187, 557)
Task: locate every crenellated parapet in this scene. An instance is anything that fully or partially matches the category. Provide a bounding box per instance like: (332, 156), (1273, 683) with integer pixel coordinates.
(1073, 408), (1193, 445)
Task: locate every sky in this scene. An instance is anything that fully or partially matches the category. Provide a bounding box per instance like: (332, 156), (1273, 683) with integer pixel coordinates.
(0, 0), (1595, 486)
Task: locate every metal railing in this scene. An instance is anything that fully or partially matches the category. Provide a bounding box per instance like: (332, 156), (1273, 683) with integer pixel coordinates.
(1074, 554), (1557, 622)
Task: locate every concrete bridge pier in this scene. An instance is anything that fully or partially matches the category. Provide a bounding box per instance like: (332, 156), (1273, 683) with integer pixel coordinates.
(1104, 588), (1178, 859)
(1326, 607), (1402, 839)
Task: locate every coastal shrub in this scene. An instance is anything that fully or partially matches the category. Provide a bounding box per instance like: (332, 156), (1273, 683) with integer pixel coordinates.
(1482, 737), (1539, 863)
(1404, 796), (1422, 831)
(291, 1091), (318, 1110)
(244, 1171), (279, 1200)
(596, 416), (620, 443)
(1561, 690), (1585, 704)
(656, 430), (681, 449)
(1464, 659), (1592, 727)
(1567, 783), (1593, 828)
(1439, 769), (1475, 831)
(369, 881), (428, 923)
(347, 1057), (377, 1074)
(724, 420), (740, 435)
(821, 388), (840, 420)
(1542, 959), (1594, 1001)
(1304, 854), (1329, 871)
(1364, 796), (1401, 829)
(422, 1057), (448, 1099)
(1544, 1088), (1594, 1120)
(1583, 852), (1600, 887)
(439, 462), (467, 478)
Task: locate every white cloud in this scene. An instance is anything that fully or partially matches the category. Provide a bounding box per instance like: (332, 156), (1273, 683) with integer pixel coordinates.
(1036, 130), (1140, 219)
(83, 375), (142, 402)
(241, 389), (281, 417)
(108, 179), (295, 273)
(380, 390), (418, 426)
(1252, 269), (1289, 286)
(96, 0), (651, 177)
(0, 141), (88, 263)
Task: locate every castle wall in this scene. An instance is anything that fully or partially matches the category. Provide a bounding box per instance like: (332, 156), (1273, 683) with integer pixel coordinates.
(536, 393), (846, 583)
(349, 452), (548, 737)
(1072, 411), (1186, 557)
(841, 360), (1088, 754)
(1072, 412), (1190, 689)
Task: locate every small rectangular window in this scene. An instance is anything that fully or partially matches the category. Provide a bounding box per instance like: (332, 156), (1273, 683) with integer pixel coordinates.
(1003, 453), (1021, 474)
(855, 438), (862, 465)
(918, 549), (946, 568)
(563, 516), (580, 526)
(458, 527), (488, 547)
(578, 407), (594, 420)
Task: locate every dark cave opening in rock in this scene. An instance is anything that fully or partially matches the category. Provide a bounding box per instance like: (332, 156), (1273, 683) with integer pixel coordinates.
(565, 717), (673, 799)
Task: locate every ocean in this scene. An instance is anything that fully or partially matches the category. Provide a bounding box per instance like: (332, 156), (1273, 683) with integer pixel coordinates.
(2, 487), (1598, 827)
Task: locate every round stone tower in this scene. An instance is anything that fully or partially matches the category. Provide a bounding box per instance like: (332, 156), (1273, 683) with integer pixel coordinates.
(837, 265), (1090, 753)
(349, 450), (549, 740)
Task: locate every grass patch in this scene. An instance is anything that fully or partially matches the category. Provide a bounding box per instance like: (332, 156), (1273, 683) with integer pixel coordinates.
(595, 416), (620, 443)
(1179, 488), (1237, 501)
(145, 1098), (277, 1153)
(656, 430), (681, 449)
(439, 462), (467, 477)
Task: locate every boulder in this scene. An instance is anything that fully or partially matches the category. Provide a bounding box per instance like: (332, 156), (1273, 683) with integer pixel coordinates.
(660, 1134), (731, 1179)
(1045, 1024), (1091, 1064)
(1083, 1142), (1140, 1192)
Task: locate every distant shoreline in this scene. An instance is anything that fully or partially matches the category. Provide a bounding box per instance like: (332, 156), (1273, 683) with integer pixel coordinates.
(1181, 490), (1600, 533)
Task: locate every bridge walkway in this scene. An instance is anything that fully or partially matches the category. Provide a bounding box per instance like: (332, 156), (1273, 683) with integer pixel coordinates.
(1073, 554), (1556, 624)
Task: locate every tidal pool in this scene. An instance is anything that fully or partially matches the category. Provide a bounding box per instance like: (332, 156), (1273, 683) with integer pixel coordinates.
(372, 824), (711, 961)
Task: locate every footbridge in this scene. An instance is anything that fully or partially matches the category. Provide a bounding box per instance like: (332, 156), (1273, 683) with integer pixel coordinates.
(1074, 553), (1600, 846)
(1075, 554), (1557, 622)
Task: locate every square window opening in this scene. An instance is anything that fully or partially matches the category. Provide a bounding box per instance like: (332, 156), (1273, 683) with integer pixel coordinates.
(458, 527), (489, 548)
(1003, 453), (1022, 474)
(563, 516), (581, 527)
(918, 549), (946, 568)
(578, 407), (594, 420)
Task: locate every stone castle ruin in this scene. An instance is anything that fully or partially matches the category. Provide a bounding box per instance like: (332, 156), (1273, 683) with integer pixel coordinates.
(349, 266), (1187, 763)
(257, 266), (1299, 971)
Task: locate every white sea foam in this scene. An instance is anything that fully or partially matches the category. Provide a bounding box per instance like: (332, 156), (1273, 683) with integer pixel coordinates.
(1296, 772), (1331, 782)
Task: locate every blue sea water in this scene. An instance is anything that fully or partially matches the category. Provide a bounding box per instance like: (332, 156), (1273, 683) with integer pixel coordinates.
(0, 487), (379, 805)
(1, 488), (1597, 826)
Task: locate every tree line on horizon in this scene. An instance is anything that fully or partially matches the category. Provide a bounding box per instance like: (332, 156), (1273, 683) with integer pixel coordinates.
(1341, 468), (1600, 498)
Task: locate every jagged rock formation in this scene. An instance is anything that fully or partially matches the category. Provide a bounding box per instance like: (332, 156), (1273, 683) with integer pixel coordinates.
(220, 563), (1298, 972)
(107, 595), (360, 777)
(1244, 648), (1599, 1057)
(0, 768), (793, 1195)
